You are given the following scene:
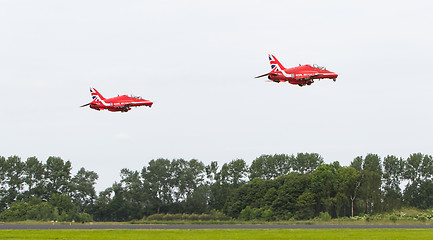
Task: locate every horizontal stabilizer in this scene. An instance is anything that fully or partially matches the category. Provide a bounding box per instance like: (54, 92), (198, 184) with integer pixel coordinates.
(80, 103), (91, 107)
(255, 73), (269, 78)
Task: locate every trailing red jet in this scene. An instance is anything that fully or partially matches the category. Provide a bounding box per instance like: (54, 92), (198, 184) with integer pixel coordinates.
(80, 88), (153, 112)
(255, 54), (338, 86)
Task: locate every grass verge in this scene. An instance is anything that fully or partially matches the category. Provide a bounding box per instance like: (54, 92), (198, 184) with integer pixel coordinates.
(1, 229), (433, 240)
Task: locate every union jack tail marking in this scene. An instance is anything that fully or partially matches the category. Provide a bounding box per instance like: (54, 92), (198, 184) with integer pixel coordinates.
(90, 88), (105, 101)
(269, 54), (285, 72)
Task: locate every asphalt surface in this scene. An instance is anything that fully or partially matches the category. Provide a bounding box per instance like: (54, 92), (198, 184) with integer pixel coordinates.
(1, 224), (433, 230)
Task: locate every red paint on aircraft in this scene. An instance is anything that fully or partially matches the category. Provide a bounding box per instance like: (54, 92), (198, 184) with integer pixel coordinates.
(255, 54), (338, 86)
(80, 88), (153, 112)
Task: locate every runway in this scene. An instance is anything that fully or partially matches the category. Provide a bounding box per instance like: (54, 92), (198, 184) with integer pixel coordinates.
(1, 224), (433, 230)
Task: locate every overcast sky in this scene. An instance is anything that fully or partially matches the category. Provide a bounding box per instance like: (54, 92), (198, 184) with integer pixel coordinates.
(1, 0), (432, 191)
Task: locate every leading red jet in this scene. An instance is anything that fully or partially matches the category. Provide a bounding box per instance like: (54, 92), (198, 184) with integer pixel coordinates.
(255, 54), (338, 86)
(80, 88), (153, 112)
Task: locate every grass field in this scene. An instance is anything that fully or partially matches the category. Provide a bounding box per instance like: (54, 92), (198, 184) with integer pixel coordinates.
(1, 229), (433, 240)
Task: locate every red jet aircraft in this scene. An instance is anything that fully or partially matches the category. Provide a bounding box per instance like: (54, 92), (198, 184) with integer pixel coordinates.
(80, 88), (153, 112)
(255, 54), (338, 86)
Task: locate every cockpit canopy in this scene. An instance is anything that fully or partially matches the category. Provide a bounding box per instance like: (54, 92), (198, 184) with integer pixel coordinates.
(129, 95), (142, 99)
(312, 64), (326, 70)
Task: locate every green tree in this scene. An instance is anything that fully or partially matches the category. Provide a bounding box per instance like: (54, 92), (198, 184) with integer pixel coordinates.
(185, 184), (210, 214)
(223, 178), (277, 218)
(220, 159), (247, 187)
(171, 159), (205, 204)
(417, 181), (433, 209)
(383, 155), (404, 210)
(239, 206), (253, 220)
(92, 187), (114, 221)
(142, 159), (173, 213)
(405, 153), (423, 183)
(350, 156), (363, 171)
(44, 157), (72, 198)
(350, 154), (383, 215)
(70, 167), (98, 212)
(271, 173), (311, 218)
(205, 161), (218, 184)
(213, 159), (248, 213)
(22, 157), (45, 200)
(206, 162), (227, 210)
(105, 182), (131, 221)
(50, 194), (75, 215)
(335, 166), (360, 217)
(0, 200), (30, 221)
(403, 153), (433, 208)
(119, 168), (151, 219)
(291, 153), (324, 174)
(0, 156), (25, 210)
(311, 162), (339, 216)
(0, 156), (6, 210)
(404, 153), (433, 183)
(295, 191), (316, 220)
(249, 154), (290, 180)
(0, 198), (56, 222)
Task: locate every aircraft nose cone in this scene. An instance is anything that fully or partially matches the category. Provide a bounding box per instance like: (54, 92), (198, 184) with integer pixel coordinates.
(329, 71), (338, 79)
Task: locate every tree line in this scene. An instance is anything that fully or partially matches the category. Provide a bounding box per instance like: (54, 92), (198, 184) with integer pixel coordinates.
(1, 153), (432, 222)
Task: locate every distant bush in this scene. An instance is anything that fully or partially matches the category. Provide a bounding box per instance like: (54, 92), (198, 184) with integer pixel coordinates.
(0, 201), (31, 221)
(189, 213), (200, 221)
(0, 197), (92, 222)
(162, 214), (178, 221)
(364, 214), (371, 222)
(318, 212), (332, 221)
(417, 215), (427, 222)
(146, 214), (165, 221)
(389, 214), (398, 223)
(77, 213), (93, 223)
(238, 207), (276, 221)
(282, 212), (293, 221)
(145, 211), (230, 222)
(209, 210), (231, 221)
(198, 214), (212, 221)
(350, 216), (363, 221)
(371, 214), (384, 221)
(261, 209), (274, 221)
(239, 206), (253, 221)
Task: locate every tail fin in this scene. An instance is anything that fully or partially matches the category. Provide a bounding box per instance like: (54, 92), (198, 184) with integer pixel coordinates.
(90, 88), (105, 101)
(269, 54), (285, 72)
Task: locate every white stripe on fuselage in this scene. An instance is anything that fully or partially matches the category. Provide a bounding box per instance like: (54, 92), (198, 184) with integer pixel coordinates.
(95, 98), (111, 107)
(280, 71), (334, 78)
(281, 71), (294, 78)
(93, 100), (150, 107)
